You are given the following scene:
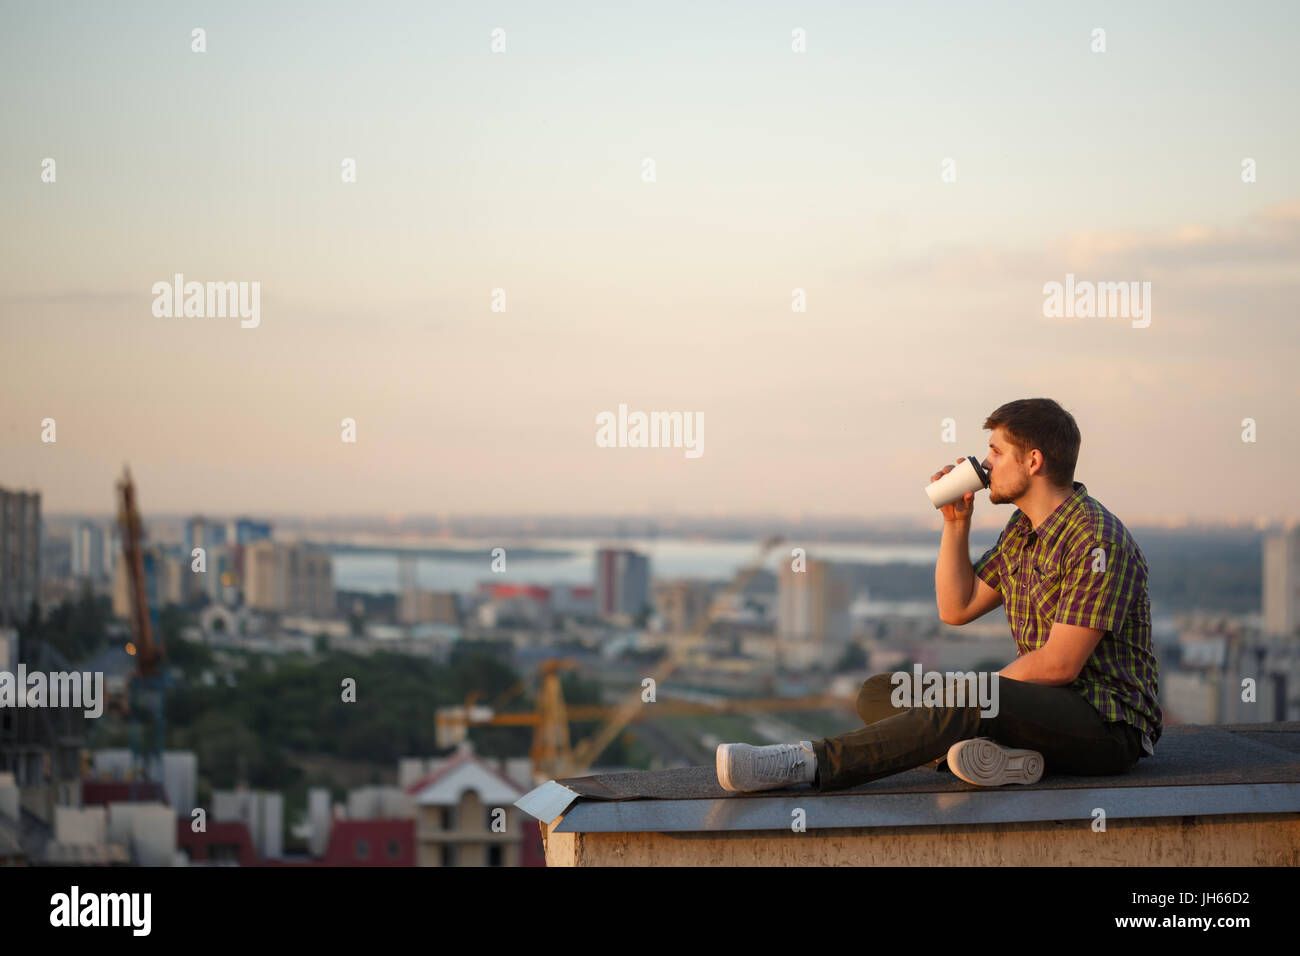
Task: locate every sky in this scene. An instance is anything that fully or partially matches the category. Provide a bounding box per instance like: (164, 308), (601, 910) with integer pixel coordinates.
(2, 1), (1298, 528)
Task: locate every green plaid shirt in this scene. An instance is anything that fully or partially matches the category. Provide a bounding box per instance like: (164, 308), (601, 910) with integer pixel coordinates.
(972, 481), (1162, 751)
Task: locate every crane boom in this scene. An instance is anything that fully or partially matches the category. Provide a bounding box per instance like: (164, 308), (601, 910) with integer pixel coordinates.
(116, 466), (161, 678)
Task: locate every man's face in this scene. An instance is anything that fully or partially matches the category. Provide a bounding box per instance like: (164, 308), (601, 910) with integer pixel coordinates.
(982, 428), (1031, 505)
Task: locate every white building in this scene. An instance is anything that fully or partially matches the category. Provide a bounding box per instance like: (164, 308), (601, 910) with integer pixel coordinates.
(401, 747), (532, 867)
(213, 789), (283, 860)
(1263, 525), (1300, 637)
(777, 558), (856, 668)
(245, 541), (334, 617)
(71, 521), (105, 580)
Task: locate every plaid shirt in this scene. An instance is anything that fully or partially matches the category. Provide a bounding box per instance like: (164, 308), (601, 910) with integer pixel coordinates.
(972, 481), (1162, 751)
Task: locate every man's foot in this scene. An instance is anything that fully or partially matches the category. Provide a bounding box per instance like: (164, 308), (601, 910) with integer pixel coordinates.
(946, 737), (1044, 786)
(716, 740), (817, 792)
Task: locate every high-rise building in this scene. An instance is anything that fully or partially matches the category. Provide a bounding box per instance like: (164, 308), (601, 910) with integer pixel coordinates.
(185, 516), (228, 557)
(0, 486), (41, 627)
(112, 545), (166, 619)
(199, 545), (237, 605)
(777, 558), (856, 667)
(103, 525), (121, 580)
(595, 548), (650, 622)
(399, 590), (460, 625)
(245, 541), (334, 617)
(1263, 524), (1300, 637)
(653, 579), (715, 634)
(71, 521), (105, 580)
(232, 518), (273, 545)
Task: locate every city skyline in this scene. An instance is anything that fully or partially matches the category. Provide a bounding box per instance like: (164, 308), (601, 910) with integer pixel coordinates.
(3, 2), (1298, 523)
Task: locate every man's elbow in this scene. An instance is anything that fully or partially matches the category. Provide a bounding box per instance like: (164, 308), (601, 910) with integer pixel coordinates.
(939, 606), (966, 627)
(1049, 658), (1083, 686)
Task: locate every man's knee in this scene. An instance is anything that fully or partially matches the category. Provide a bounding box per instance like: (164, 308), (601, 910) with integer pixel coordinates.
(856, 673), (899, 721)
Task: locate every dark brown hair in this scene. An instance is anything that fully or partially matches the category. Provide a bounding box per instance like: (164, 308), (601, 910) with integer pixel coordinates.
(983, 398), (1081, 488)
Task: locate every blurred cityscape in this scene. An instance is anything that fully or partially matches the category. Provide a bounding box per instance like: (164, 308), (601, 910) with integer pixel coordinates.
(2, 478), (1298, 866)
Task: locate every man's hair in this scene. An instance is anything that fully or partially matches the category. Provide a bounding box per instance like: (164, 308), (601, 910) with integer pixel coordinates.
(983, 398), (1081, 488)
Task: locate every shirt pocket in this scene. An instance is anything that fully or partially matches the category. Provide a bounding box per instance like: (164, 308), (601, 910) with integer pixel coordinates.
(1027, 560), (1063, 624)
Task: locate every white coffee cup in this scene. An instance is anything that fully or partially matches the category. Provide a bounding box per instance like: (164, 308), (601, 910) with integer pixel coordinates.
(925, 456), (990, 509)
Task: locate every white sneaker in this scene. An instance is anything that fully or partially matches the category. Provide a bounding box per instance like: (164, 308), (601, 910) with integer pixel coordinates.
(946, 737), (1044, 786)
(716, 740), (817, 792)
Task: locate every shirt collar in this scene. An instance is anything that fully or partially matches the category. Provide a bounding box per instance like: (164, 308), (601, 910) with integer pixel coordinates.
(1013, 481), (1087, 547)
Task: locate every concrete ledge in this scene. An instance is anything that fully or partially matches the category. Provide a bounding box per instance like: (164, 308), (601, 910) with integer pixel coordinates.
(518, 721), (1300, 866)
(539, 782), (1300, 833)
(541, 813), (1300, 866)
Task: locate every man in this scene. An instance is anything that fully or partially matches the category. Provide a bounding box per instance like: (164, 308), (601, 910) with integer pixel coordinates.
(716, 397), (1162, 792)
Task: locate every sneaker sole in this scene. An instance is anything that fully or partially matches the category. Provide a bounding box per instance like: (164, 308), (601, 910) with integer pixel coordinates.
(946, 737), (1044, 786)
(716, 743), (740, 791)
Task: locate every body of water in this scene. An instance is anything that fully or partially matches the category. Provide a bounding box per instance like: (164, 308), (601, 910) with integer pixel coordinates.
(331, 536), (954, 595)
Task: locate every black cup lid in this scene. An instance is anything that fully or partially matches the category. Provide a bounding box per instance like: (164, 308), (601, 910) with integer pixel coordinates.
(967, 456), (990, 488)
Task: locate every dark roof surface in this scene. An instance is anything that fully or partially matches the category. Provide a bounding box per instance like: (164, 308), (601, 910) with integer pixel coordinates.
(517, 722), (1300, 832)
(557, 722), (1300, 800)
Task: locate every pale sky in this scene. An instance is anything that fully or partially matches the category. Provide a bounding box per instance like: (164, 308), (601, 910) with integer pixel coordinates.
(2, 1), (1298, 527)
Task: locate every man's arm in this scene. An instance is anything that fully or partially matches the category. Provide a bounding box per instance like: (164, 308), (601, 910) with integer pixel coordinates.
(999, 623), (1105, 684)
(937, 522), (1004, 625)
(948, 576), (1004, 626)
(1000, 534), (1137, 684)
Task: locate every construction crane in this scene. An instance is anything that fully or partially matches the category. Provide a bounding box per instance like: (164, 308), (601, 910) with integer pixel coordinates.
(437, 677), (842, 782)
(566, 534), (784, 776)
(438, 536), (817, 780)
(116, 466), (168, 799)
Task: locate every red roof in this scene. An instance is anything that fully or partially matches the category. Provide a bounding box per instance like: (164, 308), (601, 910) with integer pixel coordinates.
(176, 820), (259, 867)
(404, 750), (529, 798)
(176, 818), (416, 866)
(321, 820), (415, 866)
(82, 780), (166, 806)
(491, 584), (551, 602)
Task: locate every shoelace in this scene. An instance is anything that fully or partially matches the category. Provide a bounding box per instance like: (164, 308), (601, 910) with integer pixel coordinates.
(756, 744), (805, 782)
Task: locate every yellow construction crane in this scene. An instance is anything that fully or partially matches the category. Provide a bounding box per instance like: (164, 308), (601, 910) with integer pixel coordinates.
(436, 536), (841, 779)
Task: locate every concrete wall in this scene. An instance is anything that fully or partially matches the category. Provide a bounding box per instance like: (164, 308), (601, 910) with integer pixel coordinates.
(107, 802), (177, 866)
(260, 792), (283, 860)
(214, 789), (283, 860)
(414, 789), (520, 867)
(54, 806), (107, 844)
(163, 752), (197, 818)
(308, 788), (331, 857)
(541, 814), (1300, 866)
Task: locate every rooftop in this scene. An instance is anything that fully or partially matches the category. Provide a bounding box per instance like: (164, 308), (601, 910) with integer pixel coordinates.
(516, 722), (1300, 866)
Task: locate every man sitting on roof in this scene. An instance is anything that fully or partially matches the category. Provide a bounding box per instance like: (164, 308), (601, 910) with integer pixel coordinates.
(716, 398), (1162, 792)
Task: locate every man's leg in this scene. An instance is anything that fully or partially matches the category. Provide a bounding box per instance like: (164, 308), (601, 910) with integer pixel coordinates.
(855, 671), (945, 769)
(810, 673), (981, 791)
(809, 672), (1140, 792)
(975, 677), (1142, 776)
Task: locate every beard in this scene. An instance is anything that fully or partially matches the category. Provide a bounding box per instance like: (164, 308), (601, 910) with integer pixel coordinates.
(989, 471), (1028, 504)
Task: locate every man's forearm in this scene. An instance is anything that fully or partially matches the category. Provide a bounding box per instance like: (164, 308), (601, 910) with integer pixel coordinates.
(935, 519), (974, 622)
(999, 648), (1072, 685)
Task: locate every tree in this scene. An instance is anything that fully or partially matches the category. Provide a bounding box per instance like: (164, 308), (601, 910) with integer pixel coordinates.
(834, 643), (868, 672)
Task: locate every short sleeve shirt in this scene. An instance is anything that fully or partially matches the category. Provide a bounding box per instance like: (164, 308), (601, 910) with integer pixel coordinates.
(971, 481), (1163, 749)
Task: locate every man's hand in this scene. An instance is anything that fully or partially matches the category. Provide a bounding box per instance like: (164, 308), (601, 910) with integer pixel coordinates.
(930, 459), (975, 523)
